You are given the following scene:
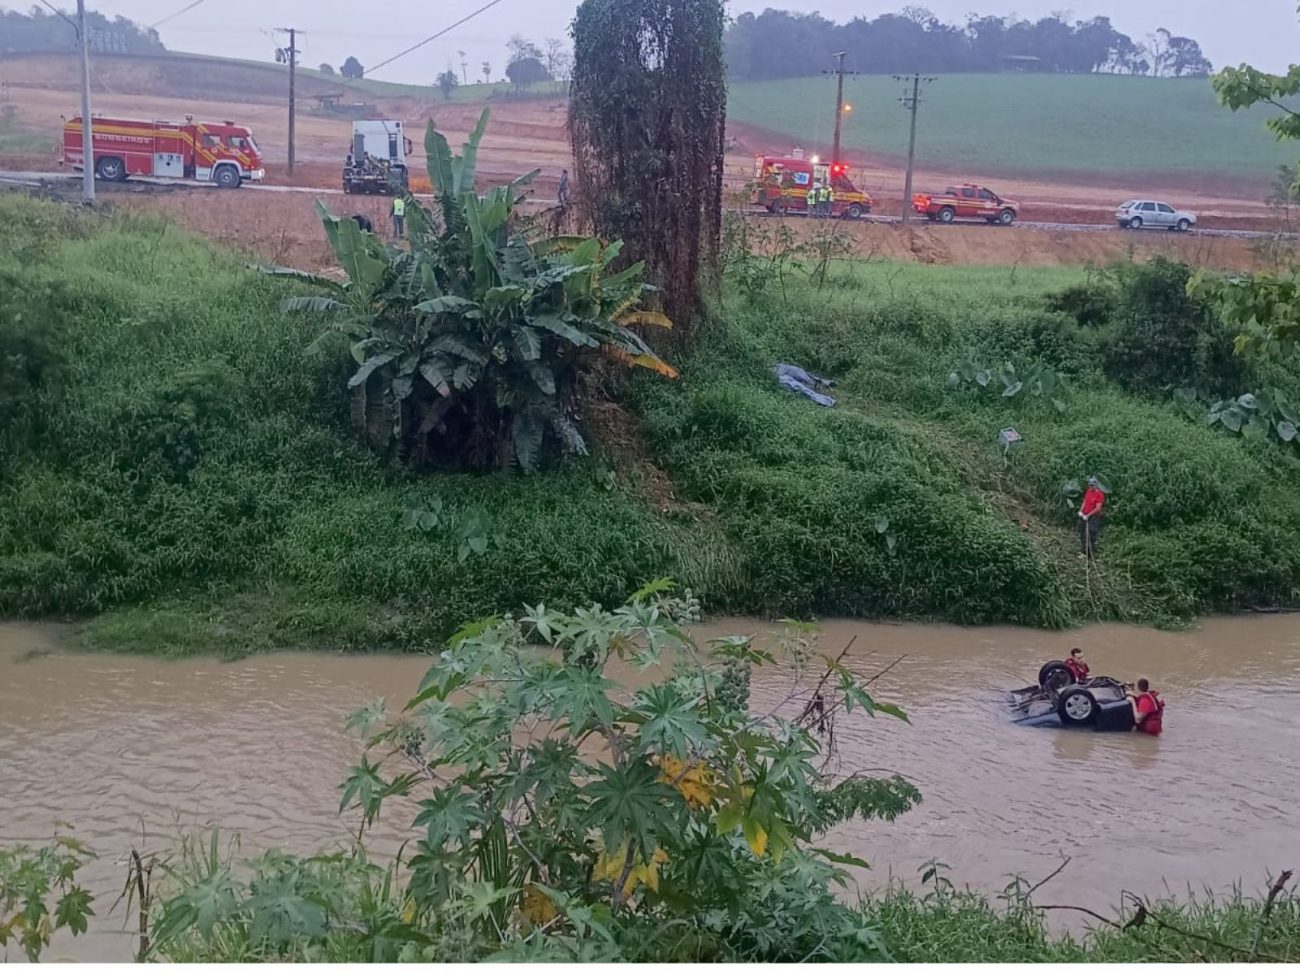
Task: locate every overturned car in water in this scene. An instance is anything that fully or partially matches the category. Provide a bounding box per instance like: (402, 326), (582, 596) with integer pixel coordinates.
(1010, 661), (1136, 731)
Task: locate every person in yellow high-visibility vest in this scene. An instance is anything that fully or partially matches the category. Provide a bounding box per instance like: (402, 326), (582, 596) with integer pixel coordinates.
(392, 196), (406, 238)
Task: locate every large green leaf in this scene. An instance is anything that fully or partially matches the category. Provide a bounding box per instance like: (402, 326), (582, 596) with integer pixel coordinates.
(511, 410), (545, 471)
(424, 119), (455, 198)
(257, 264), (347, 292)
(453, 108), (490, 196)
(415, 295), (481, 316)
(629, 684), (709, 758)
(584, 761), (678, 855)
(511, 325), (542, 361)
(526, 360), (557, 395)
(413, 787), (487, 848)
(528, 313), (599, 348)
(244, 873), (327, 946)
(419, 359), (453, 397)
(316, 201), (388, 291)
(348, 352), (397, 389)
(280, 295), (345, 313)
(464, 195), (502, 290)
(429, 335), (489, 365)
(484, 285), (527, 313)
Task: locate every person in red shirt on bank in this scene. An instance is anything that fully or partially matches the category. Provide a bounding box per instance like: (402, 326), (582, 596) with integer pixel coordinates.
(1064, 647), (1091, 684)
(1079, 476), (1106, 557)
(1127, 678), (1164, 735)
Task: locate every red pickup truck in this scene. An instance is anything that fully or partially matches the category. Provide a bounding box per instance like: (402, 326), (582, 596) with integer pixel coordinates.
(912, 184), (1019, 225)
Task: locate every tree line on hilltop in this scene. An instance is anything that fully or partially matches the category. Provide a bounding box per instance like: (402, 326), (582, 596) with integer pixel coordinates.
(0, 7), (164, 56)
(725, 7), (1213, 81)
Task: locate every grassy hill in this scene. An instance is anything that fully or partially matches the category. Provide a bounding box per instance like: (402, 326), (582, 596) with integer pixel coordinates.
(5, 193), (1300, 655)
(728, 74), (1295, 189)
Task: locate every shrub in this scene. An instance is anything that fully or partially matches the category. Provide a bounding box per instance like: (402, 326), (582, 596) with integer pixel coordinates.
(0, 270), (69, 462)
(1100, 258), (1244, 395)
(148, 593), (920, 962)
(283, 111), (676, 474)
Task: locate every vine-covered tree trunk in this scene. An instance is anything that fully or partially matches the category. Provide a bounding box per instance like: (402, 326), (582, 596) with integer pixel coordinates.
(568, 0), (727, 345)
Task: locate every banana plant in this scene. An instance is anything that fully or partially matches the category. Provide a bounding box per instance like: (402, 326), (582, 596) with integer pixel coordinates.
(269, 110), (676, 472)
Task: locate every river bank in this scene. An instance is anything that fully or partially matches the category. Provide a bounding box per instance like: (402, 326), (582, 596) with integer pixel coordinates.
(4, 612), (1298, 961)
(6, 195), (1300, 656)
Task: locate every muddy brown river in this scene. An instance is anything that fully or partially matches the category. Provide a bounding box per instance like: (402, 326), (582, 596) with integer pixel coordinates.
(3, 616), (1299, 961)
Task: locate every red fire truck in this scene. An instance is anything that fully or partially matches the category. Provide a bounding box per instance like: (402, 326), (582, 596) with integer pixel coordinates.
(60, 115), (266, 189)
(752, 155), (872, 218)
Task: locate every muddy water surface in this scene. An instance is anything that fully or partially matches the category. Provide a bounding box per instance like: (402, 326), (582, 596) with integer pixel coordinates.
(2, 616), (1298, 961)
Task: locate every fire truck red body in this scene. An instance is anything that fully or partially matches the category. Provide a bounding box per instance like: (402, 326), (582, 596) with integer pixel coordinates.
(60, 115), (266, 188)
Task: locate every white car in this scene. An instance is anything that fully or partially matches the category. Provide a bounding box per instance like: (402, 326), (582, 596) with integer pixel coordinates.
(1115, 200), (1197, 232)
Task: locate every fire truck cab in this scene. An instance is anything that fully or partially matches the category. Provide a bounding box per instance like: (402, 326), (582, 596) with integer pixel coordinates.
(752, 155), (872, 218)
(61, 115), (265, 189)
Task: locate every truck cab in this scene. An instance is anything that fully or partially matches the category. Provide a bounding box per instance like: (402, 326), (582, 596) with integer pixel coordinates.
(344, 120), (412, 195)
(193, 121), (265, 186)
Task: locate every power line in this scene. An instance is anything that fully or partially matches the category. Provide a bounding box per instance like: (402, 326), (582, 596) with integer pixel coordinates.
(346, 0), (507, 83)
(151, 0), (207, 30)
(36, 0), (79, 32)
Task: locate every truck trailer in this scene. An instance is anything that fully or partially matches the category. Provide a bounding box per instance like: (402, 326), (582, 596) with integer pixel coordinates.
(61, 114), (265, 188)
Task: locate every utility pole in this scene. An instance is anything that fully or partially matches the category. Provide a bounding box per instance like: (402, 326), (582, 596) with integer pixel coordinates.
(896, 73), (935, 226)
(458, 50), (468, 85)
(76, 0), (94, 204)
(276, 28), (302, 176)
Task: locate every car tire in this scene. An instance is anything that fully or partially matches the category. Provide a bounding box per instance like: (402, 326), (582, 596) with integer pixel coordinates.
(1177, 218), (1191, 233)
(846, 203), (864, 219)
(938, 207), (956, 224)
(95, 156), (126, 182)
(1129, 216), (1143, 230)
(1057, 688), (1098, 727)
(1038, 661), (1073, 692)
(998, 208), (1015, 226)
(215, 166), (241, 189)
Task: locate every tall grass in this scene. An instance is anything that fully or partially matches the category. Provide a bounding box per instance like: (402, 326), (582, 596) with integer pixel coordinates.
(866, 880), (1300, 962)
(635, 257), (1300, 626)
(3, 195), (1299, 651)
(0, 196), (727, 652)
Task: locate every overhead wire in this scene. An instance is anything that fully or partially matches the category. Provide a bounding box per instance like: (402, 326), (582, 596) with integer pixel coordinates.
(342, 0), (507, 83)
(150, 0), (207, 30)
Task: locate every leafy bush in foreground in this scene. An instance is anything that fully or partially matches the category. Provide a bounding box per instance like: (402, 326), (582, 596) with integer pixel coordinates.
(147, 592), (918, 962)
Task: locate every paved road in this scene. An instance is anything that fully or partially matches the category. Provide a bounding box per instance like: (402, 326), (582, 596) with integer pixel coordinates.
(1, 169), (1288, 241)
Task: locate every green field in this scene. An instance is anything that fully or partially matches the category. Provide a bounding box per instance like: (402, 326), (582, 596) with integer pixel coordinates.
(728, 73), (1296, 188)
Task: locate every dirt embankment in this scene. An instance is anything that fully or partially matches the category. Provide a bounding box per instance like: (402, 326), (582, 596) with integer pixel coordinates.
(88, 188), (1282, 274)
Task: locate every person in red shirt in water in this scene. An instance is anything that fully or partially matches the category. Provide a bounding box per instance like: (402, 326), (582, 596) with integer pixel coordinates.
(1078, 476), (1106, 557)
(1064, 647), (1091, 684)
(1127, 678), (1164, 735)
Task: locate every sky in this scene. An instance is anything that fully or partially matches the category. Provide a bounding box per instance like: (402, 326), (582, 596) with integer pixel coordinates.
(34, 0), (1300, 83)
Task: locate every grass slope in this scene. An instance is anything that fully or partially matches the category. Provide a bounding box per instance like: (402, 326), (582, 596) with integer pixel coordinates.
(3, 196), (1300, 654)
(729, 73), (1295, 187)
